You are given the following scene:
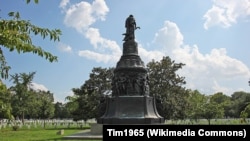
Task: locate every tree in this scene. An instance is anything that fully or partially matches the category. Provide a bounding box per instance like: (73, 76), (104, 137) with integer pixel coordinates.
(64, 95), (78, 119)
(201, 101), (224, 125)
(147, 56), (189, 120)
(0, 0), (61, 79)
(0, 80), (12, 119)
(230, 91), (250, 117)
(71, 85), (95, 124)
(186, 90), (207, 123)
(67, 67), (113, 122)
(9, 72), (36, 124)
(186, 90), (224, 125)
(37, 90), (55, 128)
(54, 102), (63, 119)
(82, 67), (113, 118)
(210, 92), (231, 118)
(240, 102), (250, 123)
(23, 89), (40, 119)
(54, 102), (71, 119)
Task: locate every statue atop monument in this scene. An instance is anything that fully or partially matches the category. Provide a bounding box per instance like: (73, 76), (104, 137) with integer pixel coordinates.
(123, 14), (140, 41)
(97, 14), (164, 124)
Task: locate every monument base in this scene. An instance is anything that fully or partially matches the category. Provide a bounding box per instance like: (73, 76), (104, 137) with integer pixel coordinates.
(97, 96), (164, 124)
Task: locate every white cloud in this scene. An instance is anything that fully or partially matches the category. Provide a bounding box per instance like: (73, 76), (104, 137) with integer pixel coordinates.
(61, 0), (119, 64)
(59, 0), (69, 9)
(138, 45), (165, 64)
(78, 27), (121, 64)
(172, 45), (250, 94)
(78, 50), (113, 63)
(62, 0), (109, 32)
(59, 1), (250, 95)
(203, 5), (231, 29)
(153, 20), (250, 95)
(92, 0), (109, 21)
(212, 80), (232, 94)
(153, 21), (183, 52)
(57, 42), (72, 53)
(85, 28), (121, 53)
(29, 82), (48, 92)
(63, 1), (94, 32)
(203, 0), (250, 29)
(55, 91), (74, 104)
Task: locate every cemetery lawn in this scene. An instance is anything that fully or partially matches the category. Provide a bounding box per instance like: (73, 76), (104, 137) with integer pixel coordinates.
(0, 128), (84, 141)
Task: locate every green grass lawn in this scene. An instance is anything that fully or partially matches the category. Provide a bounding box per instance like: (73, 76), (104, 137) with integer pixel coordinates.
(0, 127), (96, 141)
(0, 118), (248, 141)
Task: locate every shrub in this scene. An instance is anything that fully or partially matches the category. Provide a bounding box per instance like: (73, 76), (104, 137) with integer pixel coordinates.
(12, 125), (19, 131)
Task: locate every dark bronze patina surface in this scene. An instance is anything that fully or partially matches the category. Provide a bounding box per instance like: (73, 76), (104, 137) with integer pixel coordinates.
(97, 15), (164, 124)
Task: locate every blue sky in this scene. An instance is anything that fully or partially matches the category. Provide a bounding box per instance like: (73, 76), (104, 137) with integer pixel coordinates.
(1, 0), (250, 103)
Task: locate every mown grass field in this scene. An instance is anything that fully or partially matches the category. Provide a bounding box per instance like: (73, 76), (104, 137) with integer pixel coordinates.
(0, 120), (99, 141)
(0, 118), (249, 141)
(0, 127), (85, 141)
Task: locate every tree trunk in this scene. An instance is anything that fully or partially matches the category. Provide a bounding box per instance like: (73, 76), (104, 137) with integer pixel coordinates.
(43, 119), (46, 128)
(22, 112), (24, 125)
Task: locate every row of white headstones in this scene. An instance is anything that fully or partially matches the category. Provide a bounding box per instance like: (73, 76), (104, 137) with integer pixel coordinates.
(0, 119), (96, 129)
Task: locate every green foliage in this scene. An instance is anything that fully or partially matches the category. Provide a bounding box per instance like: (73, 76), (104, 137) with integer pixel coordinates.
(210, 92), (232, 117)
(68, 67), (114, 121)
(71, 85), (95, 122)
(186, 90), (208, 122)
(0, 80), (12, 119)
(0, 12), (61, 60)
(9, 72), (55, 123)
(54, 102), (71, 119)
(230, 91), (250, 117)
(26, 0), (39, 4)
(201, 101), (224, 125)
(36, 90), (55, 119)
(84, 67), (113, 118)
(0, 0), (61, 79)
(12, 125), (19, 131)
(62, 58), (250, 122)
(64, 96), (79, 119)
(147, 56), (188, 120)
(10, 72), (36, 123)
(0, 49), (11, 79)
(241, 102), (250, 119)
(186, 90), (224, 124)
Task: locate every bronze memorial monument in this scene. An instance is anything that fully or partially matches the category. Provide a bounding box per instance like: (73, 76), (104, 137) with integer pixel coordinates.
(97, 15), (164, 124)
